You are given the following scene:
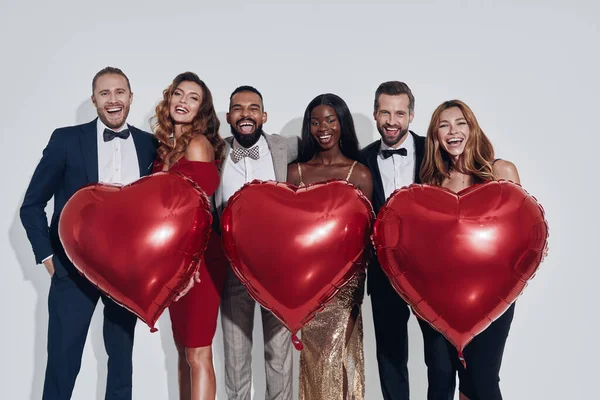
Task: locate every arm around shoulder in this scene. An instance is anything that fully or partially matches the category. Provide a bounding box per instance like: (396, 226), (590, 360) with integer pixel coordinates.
(493, 159), (520, 184)
(186, 135), (214, 162)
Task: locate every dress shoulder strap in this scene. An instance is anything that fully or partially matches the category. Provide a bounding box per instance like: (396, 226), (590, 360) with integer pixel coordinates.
(297, 162), (305, 186)
(346, 161), (358, 181)
(492, 158), (502, 165)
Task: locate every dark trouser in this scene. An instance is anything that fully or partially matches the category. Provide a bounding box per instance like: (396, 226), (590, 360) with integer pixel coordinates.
(450, 304), (516, 400)
(43, 271), (137, 400)
(370, 264), (455, 400)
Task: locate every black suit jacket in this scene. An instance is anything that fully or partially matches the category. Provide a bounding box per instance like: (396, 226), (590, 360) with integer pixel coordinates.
(359, 131), (425, 293)
(20, 119), (158, 278)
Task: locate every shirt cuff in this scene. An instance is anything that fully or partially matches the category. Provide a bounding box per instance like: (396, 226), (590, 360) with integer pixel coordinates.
(41, 254), (53, 264)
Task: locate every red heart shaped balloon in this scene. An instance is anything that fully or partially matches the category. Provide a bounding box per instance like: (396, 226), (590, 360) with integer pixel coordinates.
(373, 180), (548, 358)
(221, 180), (374, 342)
(58, 172), (212, 331)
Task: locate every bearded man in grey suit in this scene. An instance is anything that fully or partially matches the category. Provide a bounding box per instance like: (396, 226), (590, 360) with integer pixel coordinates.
(215, 85), (299, 400)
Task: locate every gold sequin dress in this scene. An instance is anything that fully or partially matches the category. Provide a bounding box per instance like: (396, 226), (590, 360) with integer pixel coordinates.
(296, 161), (366, 400)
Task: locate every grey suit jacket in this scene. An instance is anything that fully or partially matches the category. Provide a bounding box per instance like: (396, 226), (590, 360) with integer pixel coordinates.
(213, 133), (299, 225)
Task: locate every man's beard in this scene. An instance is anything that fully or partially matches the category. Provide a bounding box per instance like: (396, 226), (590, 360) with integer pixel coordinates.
(231, 124), (265, 148)
(378, 124), (409, 147)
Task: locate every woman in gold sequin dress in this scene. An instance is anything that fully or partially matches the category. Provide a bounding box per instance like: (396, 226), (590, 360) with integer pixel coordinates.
(287, 93), (373, 400)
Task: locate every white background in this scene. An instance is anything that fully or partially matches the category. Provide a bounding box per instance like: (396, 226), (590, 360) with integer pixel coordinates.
(2, 0), (598, 399)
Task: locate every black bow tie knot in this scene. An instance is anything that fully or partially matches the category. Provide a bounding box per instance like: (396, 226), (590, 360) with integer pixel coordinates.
(103, 128), (130, 142)
(381, 148), (407, 159)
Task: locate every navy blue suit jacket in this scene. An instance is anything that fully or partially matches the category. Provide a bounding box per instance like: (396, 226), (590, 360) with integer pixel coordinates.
(359, 131), (425, 294)
(20, 119), (158, 278)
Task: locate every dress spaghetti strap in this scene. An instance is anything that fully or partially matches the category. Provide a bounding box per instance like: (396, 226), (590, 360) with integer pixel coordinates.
(346, 161), (358, 181)
(297, 162), (305, 186)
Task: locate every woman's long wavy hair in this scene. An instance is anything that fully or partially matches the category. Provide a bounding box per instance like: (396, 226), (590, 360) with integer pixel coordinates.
(152, 72), (225, 166)
(298, 93), (360, 162)
(420, 100), (496, 185)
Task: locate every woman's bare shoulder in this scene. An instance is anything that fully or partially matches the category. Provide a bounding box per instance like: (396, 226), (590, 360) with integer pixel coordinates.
(186, 135), (214, 162)
(493, 159), (520, 183)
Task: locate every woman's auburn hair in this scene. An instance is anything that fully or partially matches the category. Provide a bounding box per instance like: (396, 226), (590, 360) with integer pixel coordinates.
(151, 72), (225, 166)
(420, 99), (496, 185)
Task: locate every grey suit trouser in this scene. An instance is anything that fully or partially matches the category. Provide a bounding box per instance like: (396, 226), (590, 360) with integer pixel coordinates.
(221, 266), (293, 400)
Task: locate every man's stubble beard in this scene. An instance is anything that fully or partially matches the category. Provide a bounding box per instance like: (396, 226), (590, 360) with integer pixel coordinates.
(379, 125), (409, 147)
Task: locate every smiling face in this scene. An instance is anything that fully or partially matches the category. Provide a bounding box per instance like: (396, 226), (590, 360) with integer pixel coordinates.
(309, 104), (341, 151)
(374, 93), (414, 147)
(226, 91), (267, 148)
(169, 81), (203, 125)
(92, 73), (133, 130)
(436, 106), (471, 158)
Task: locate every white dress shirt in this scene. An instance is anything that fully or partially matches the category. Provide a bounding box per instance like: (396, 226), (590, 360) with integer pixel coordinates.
(97, 119), (140, 185)
(377, 132), (416, 200)
(221, 135), (275, 208)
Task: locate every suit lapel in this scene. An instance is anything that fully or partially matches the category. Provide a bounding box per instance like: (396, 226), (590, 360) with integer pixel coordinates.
(130, 126), (153, 177)
(80, 119), (99, 183)
(366, 142), (385, 213)
(215, 138), (233, 216)
(264, 134), (286, 181)
(412, 131), (425, 184)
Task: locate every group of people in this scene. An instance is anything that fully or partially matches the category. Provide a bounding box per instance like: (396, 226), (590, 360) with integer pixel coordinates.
(20, 67), (521, 400)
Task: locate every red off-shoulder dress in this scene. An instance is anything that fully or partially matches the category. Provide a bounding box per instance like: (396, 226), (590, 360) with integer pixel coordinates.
(153, 157), (227, 347)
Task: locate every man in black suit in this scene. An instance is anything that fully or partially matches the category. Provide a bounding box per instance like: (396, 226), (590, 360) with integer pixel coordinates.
(360, 81), (455, 400)
(20, 67), (157, 400)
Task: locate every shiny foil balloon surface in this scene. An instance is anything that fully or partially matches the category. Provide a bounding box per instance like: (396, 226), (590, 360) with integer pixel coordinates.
(373, 180), (548, 357)
(58, 172), (212, 331)
(221, 180), (374, 337)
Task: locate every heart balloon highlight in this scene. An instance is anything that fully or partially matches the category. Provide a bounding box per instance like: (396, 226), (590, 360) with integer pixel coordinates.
(221, 180), (374, 347)
(373, 180), (548, 360)
(59, 172), (212, 331)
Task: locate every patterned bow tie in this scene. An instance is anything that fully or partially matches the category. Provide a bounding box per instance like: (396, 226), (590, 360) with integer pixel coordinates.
(381, 148), (407, 159)
(232, 145), (260, 163)
(103, 128), (130, 142)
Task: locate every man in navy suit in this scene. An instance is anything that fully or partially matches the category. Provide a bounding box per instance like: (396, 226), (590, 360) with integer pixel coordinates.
(20, 67), (157, 400)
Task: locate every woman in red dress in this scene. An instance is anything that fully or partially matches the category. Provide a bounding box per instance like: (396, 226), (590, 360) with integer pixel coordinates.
(151, 72), (226, 400)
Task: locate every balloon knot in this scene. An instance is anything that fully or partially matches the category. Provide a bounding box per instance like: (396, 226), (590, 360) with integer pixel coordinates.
(150, 327), (158, 333)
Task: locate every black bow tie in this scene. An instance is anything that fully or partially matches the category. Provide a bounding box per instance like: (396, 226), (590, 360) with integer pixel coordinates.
(103, 128), (130, 142)
(381, 148), (407, 159)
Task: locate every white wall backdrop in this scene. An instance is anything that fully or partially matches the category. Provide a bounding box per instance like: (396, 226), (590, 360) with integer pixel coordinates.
(2, 0), (598, 399)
